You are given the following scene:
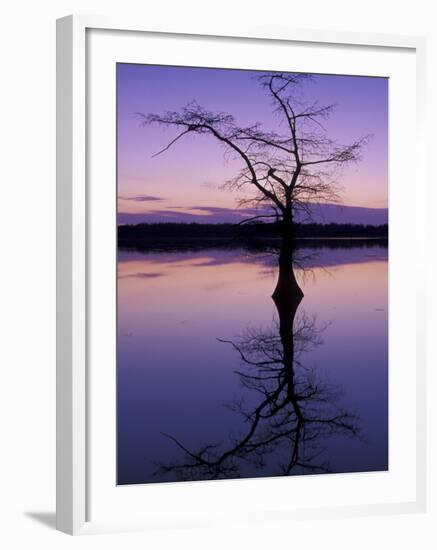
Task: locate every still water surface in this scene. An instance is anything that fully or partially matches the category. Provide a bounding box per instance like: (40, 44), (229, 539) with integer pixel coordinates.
(117, 244), (388, 485)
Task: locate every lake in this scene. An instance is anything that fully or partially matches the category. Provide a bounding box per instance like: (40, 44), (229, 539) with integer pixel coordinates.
(117, 242), (388, 485)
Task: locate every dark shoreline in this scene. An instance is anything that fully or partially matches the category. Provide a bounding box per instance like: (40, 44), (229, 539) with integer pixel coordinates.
(118, 222), (388, 252)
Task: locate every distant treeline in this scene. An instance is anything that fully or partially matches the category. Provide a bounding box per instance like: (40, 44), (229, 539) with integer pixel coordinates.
(119, 222), (388, 242)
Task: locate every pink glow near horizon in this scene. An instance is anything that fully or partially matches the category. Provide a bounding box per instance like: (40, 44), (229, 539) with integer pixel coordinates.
(117, 65), (388, 222)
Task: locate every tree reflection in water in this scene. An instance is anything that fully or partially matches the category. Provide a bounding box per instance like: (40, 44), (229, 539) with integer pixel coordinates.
(155, 243), (362, 481)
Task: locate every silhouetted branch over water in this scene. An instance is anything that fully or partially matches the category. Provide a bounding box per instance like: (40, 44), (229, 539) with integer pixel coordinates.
(139, 73), (369, 231)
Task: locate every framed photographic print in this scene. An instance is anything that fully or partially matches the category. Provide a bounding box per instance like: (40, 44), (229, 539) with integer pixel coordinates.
(56, 15), (427, 535)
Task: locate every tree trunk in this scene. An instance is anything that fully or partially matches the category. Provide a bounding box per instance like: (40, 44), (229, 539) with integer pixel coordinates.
(272, 207), (302, 299)
(272, 206), (304, 368)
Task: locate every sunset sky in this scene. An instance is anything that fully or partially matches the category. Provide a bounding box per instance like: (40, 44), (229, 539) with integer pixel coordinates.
(117, 64), (388, 225)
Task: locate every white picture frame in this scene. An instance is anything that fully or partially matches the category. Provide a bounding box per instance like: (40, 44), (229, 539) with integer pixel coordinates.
(56, 14), (427, 535)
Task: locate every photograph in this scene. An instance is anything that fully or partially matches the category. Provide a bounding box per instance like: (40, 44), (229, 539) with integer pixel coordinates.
(0, 0), (430, 543)
(116, 64), (389, 485)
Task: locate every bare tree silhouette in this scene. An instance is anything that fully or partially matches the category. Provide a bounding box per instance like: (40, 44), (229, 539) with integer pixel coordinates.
(137, 72), (367, 482)
(139, 72), (369, 246)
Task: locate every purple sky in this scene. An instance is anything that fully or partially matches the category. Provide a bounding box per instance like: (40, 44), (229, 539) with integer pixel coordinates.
(117, 64), (388, 224)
